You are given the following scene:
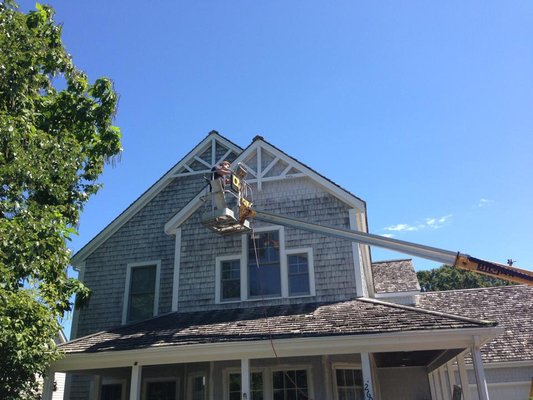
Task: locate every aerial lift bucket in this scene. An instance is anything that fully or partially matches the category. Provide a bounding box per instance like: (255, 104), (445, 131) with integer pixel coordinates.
(201, 164), (252, 235)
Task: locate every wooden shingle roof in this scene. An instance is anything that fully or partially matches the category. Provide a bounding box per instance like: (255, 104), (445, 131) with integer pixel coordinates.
(418, 285), (533, 363)
(61, 298), (495, 354)
(372, 259), (421, 294)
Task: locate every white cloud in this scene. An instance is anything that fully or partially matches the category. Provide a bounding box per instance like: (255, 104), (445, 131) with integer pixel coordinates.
(383, 223), (419, 232)
(383, 214), (452, 234)
(477, 198), (493, 208)
(380, 233), (395, 238)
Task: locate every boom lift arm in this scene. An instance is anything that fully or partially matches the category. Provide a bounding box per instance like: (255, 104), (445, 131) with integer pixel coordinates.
(246, 210), (533, 286)
(201, 169), (533, 286)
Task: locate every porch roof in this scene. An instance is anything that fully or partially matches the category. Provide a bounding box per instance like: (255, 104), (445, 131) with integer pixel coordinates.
(418, 284), (533, 363)
(61, 298), (495, 355)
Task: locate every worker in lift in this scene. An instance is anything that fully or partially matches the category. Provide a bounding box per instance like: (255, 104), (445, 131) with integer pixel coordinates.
(210, 160), (233, 211)
(211, 160), (232, 182)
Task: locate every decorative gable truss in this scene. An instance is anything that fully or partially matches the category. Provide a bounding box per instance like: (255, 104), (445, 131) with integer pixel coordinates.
(171, 135), (240, 178)
(71, 131), (241, 267)
(238, 141), (305, 191)
(165, 137), (366, 233)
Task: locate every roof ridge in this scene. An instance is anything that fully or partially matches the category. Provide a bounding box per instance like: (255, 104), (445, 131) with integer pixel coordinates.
(357, 297), (497, 326)
(372, 258), (413, 264)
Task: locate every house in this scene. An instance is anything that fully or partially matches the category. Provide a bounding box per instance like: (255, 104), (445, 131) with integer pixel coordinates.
(371, 259), (533, 400)
(49, 131), (524, 400)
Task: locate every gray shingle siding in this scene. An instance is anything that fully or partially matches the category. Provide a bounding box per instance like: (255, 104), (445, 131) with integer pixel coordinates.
(176, 177), (358, 312)
(76, 175), (205, 338)
(76, 174), (362, 337)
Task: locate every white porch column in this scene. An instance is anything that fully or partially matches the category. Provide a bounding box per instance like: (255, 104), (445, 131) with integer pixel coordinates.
(42, 371), (55, 400)
(457, 354), (471, 400)
(321, 355), (333, 400)
(471, 338), (489, 400)
(433, 369), (443, 400)
(241, 358), (250, 400)
(439, 366), (450, 399)
(209, 361), (215, 400)
(428, 371), (437, 400)
(446, 360), (456, 396)
(129, 364), (142, 400)
(360, 352), (375, 400)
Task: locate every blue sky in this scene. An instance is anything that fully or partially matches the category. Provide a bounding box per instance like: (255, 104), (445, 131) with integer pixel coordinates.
(18, 1), (533, 335)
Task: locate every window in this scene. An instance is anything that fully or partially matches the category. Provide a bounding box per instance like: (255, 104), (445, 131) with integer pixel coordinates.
(334, 368), (364, 400)
(145, 380), (177, 400)
(215, 228), (315, 302)
(248, 230), (281, 297)
(228, 372), (263, 400)
(221, 259), (241, 301)
(123, 261), (160, 324)
(287, 253), (310, 296)
(100, 383), (123, 400)
(272, 369), (309, 400)
(189, 375), (206, 400)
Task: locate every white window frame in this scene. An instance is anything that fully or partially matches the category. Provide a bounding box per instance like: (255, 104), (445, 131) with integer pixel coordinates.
(222, 368), (264, 400)
(100, 378), (127, 400)
(246, 225), (286, 299)
(122, 260), (161, 324)
(285, 247), (316, 297)
(187, 372), (207, 400)
(271, 365), (314, 400)
(215, 227), (317, 302)
(331, 362), (364, 400)
(142, 377), (179, 400)
(215, 255), (244, 304)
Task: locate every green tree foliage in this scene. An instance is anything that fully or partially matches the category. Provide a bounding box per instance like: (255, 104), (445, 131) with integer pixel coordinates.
(0, 1), (121, 397)
(417, 264), (512, 292)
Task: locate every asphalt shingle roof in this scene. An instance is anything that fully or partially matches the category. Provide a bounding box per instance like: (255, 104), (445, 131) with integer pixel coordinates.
(61, 298), (494, 354)
(418, 285), (533, 363)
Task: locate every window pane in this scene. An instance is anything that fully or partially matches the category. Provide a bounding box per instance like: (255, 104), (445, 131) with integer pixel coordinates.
(130, 265), (156, 294)
(272, 370), (308, 400)
(249, 231), (281, 297)
(288, 254), (310, 296)
(147, 381), (176, 400)
(336, 369), (363, 400)
(228, 372), (263, 400)
(249, 231), (280, 263)
(127, 265), (156, 323)
(101, 384), (122, 400)
(221, 260), (240, 300)
(191, 376), (205, 400)
(249, 263), (281, 297)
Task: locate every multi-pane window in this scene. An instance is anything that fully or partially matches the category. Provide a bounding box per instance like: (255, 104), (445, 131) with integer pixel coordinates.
(221, 259), (241, 301)
(100, 383), (122, 400)
(146, 381), (176, 400)
(335, 369), (364, 400)
(190, 375), (206, 400)
(248, 231), (281, 297)
(228, 372), (263, 400)
(127, 264), (157, 323)
(287, 253), (310, 296)
(272, 370), (309, 400)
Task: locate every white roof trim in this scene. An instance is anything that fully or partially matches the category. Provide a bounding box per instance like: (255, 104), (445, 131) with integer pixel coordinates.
(250, 140), (365, 210)
(51, 326), (502, 372)
(71, 132), (241, 266)
(165, 138), (366, 235)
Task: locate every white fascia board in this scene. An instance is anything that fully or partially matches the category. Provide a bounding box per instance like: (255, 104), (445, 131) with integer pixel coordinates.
(164, 191), (204, 235)
(52, 326), (502, 372)
(71, 132), (241, 266)
(164, 138), (367, 235)
(249, 140), (366, 211)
